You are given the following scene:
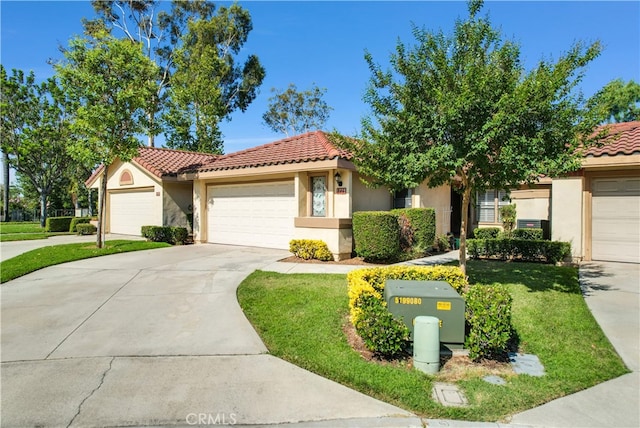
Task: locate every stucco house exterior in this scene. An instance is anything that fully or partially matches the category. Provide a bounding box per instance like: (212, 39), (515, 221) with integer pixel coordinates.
(88, 123), (639, 263)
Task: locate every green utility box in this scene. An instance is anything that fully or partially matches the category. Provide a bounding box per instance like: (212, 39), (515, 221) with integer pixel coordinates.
(384, 280), (465, 349)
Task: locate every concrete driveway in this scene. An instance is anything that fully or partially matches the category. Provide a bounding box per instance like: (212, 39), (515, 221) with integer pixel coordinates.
(1, 244), (416, 427)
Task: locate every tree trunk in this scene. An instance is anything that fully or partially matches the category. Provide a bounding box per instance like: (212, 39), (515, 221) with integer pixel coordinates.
(39, 191), (47, 228)
(459, 186), (472, 277)
(2, 150), (9, 222)
(97, 166), (108, 248)
(147, 111), (155, 147)
(88, 188), (93, 217)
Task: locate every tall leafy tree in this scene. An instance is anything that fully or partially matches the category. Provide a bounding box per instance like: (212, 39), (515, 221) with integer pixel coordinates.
(587, 79), (640, 124)
(84, 1), (265, 153)
(83, 0), (216, 147)
(262, 83), (333, 136)
(55, 33), (159, 247)
(0, 66), (75, 227)
(164, 3), (265, 153)
(335, 0), (602, 274)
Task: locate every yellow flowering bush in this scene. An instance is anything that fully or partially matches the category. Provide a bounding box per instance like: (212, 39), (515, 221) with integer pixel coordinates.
(289, 239), (334, 261)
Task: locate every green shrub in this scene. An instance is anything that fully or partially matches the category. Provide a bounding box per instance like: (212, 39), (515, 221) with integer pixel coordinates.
(467, 238), (570, 263)
(395, 212), (414, 251)
(353, 294), (409, 358)
(392, 208), (436, 250)
(473, 227), (501, 239)
(512, 228), (543, 240)
(69, 217), (91, 233)
(465, 284), (514, 361)
(499, 204), (517, 233)
(289, 239), (334, 261)
(45, 216), (74, 232)
(353, 211), (400, 261)
(76, 223), (97, 235)
(141, 226), (188, 245)
(435, 234), (451, 252)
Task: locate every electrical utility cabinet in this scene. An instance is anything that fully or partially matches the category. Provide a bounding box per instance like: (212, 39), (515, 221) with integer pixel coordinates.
(384, 280), (465, 350)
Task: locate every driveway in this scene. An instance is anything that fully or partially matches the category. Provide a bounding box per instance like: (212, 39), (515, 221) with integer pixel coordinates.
(1, 244), (416, 427)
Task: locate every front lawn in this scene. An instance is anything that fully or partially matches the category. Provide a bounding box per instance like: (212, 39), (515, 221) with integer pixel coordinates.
(0, 240), (171, 283)
(0, 221), (71, 242)
(237, 261), (628, 422)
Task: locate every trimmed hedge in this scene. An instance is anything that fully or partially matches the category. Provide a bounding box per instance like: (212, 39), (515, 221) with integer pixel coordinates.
(465, 284), (514, 361)
(473, 227), (501, 239)
(467, 238), (571, 263)
(45, 216), (74, 232)
(512, 228), (544, 240)
(76, 223), (97, 235)
(69, 217), (91, 233)
(141, 226), (188, 245)
(392, 208), (436, 250)
(352, 211), (400, 261)
(289, 239), (333, 261)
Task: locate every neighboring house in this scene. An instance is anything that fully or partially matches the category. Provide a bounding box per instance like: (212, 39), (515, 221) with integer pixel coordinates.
(89, 124), (639, 263)
(474, 121), (640, 263)
(85, 147), (219, 235)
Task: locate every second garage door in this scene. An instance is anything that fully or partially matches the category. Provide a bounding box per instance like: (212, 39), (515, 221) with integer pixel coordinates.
(592, 177), (640, 263)
(109, 189), (160, 235)
(207, 182), (296, 249)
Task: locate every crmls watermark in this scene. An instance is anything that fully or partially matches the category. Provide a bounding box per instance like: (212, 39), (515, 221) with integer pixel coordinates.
(185, 413), (237, 425)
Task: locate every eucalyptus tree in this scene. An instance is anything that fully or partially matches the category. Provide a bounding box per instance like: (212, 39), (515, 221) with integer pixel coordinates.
(262, 83), (333, 137)
(55, 33), (159, 247)
(84, 1), (265, 153)
(335, 0), (603, 273)
(0, 66), (75, 226)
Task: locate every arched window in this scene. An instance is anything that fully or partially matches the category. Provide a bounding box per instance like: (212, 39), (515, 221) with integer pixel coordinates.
(119, 169), (134, 186)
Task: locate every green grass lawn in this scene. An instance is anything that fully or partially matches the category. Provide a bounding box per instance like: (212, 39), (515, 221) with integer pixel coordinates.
(0, 240), (171, 283)
(0, 221), (72, 242)
(237, 260), (628, 422)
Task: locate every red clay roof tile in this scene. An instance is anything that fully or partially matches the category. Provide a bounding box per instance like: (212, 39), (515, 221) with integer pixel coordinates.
(585, 121), (640, 157)
(197, 131), (352, 172)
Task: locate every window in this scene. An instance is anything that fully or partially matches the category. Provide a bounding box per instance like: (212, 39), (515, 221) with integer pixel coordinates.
(477, 190), (509, 223)
(311, 176), (327, 216)
(393, 188), (412, 209)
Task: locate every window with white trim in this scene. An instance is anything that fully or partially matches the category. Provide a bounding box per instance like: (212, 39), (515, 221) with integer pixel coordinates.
(477, 190), (510, 223)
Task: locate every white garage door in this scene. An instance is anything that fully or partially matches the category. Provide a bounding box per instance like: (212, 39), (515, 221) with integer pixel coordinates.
(207, 182), (295, 249)
(592, 177), (640, 263)
(110, 189), (159, 235)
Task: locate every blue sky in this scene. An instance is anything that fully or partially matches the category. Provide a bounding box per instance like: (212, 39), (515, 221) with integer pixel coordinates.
(1, 0), (639, 157)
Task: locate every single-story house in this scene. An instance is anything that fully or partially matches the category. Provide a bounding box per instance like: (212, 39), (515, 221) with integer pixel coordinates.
(88, 123), (639, 263)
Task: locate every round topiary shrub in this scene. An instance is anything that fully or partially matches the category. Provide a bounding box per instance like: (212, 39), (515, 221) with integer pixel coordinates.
(353, 211), (400, 261)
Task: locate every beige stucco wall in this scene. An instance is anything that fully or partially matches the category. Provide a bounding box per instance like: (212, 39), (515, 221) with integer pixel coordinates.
(192, 180), (207, 243)
(105, 159), (161, 191)
(414, 182), (451, 237)
(162, 181), (193, 231)
(551, 177), (584, 259)
(352, 173), (391, 212)
(510, 187), (551, 222)
(293, 226), (353, 260)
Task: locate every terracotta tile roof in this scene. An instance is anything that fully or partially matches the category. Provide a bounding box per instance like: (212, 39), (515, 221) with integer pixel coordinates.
(85, 146), (220, 185)
(197, 131), (352, 172)
(585, 121), (640, 157)
(134, 146), (220, 177)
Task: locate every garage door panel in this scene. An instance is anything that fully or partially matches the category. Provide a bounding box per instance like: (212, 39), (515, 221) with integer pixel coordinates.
(592, 178), (640, 263)
(110, 190), (158, 235)
(207, 182), (295, 249)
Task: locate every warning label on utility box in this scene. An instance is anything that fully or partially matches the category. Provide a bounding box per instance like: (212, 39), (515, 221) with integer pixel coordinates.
(437, 301), (451, 311)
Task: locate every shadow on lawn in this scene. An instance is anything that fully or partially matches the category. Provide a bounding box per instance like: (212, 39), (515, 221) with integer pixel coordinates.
(466, 259), (583, 294)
